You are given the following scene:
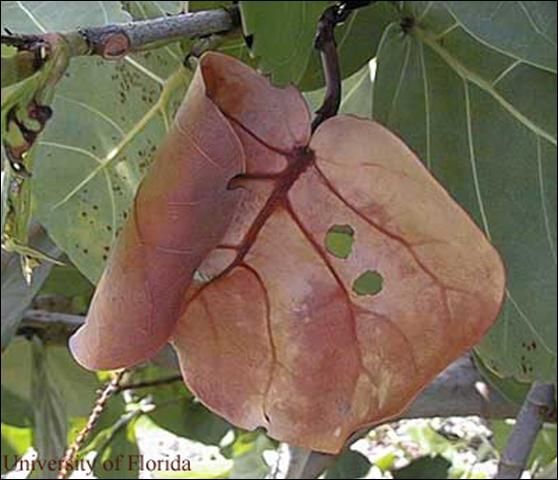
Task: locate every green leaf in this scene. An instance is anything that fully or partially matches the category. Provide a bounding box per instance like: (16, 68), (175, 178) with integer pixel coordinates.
(1, 1), (130, 31)
(392, 455), (451, 479)
(445, 1), (557, 73)
(40, 262), (94, 313)
(299, 1), (396, 91)
(122, 0), (183, 19)
(373, 3), (556, 383)
(94, 414), (140, 479)
(3, 338), (102, 474)
(239, 1), (330, 86)
(121, 364), (231, 446)
(151, 399), (231, 446)
(1, 424), (32, 474)
(1, 337), (32, 413)
(44, 345), (101, 417)
(1, 1), (190, 283)
(30, 338), (67, 479)
(225, 431), (275, 479)
(474, 351), (530, 405)
(1, 226), (60, 350)
(188, 1), (254, 64)
(1, 387), (33, 428)
(325, 449), (371, 479)
(188, 1), (233, 10)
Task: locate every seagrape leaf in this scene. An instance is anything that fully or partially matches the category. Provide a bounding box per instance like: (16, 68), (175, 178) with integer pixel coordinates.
(0, 1), (189, 284)
(445, 1), (557, 73)
(239, 1), (330, 86)
(71, 53), (505, 453)
(1, 224), (59, 351)
(373, 1), (556, 383)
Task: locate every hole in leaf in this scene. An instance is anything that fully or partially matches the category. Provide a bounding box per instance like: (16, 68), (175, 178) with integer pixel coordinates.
(352, 270), (383, 296)
(325, 224), (354, 259)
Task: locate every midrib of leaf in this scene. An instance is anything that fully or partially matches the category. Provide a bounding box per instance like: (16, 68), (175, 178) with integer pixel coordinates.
(49, 68), (188, 213)
(415, 27), (557, 146)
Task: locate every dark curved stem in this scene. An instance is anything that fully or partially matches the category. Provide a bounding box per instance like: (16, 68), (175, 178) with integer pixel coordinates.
(311, 2), (376, 132)
(311, 5), (343, 132)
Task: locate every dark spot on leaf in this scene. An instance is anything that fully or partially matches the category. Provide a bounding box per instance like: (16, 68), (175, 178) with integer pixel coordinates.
(93, 205), (98, 210)
(103, 246), (110, 252)
(81, 211), (87, 217)
(352, 270), (383, 296)
(102, 254), (108, 261)
(106, 225), (113, 232)
(83, 249), (88, 254)
(325, 224), (354, 259)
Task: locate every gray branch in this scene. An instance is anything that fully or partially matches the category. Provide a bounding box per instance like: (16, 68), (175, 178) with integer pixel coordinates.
(495, 382), (556, 479)
(2, 7), (240, 60)
(18, 309), (84, 343)
(79, 7), (240, 58)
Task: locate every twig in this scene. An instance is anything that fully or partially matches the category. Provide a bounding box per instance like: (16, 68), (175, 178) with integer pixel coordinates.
(116, 374), (183, 393)
(19, 309), (84, 330)
(1, 7), (240, 60)
(57, 369), (127, 479)
(495, 382), (556, 479)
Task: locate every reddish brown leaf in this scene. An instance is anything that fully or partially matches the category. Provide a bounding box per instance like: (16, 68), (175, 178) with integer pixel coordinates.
(70, 53), (505, 453)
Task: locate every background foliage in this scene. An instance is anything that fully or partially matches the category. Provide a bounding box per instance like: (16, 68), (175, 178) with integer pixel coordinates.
(1, 1), (556, 479)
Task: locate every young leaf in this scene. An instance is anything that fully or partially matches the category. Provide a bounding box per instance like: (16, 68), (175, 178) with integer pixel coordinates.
(71, 53), (505, 453)
(239, 1), (330, 86)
